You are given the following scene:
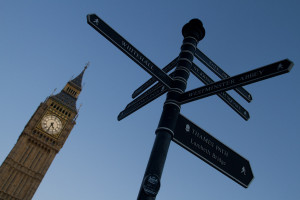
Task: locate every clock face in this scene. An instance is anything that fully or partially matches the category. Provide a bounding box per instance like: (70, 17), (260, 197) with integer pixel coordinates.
(41, 115), (63, 135)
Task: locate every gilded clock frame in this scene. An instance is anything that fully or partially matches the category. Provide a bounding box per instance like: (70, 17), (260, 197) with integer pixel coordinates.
(36, 110), (67, 139)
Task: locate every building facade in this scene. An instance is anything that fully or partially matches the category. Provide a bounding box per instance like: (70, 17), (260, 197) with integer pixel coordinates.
(0, 65), (87, 200)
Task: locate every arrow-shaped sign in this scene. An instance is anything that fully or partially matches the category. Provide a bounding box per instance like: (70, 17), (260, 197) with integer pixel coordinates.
(123, 60), (249, 120)
(132, 57), (178, 99)
(126, 81), (166, 110)
(195, 49), (252, 102)
(191, 63), (250, 120)
(173, 114), (254, 188)
(128, 59), (249, 120)
(118, 78), (170, 121)
(180, 59), (293, 105)
(119, 63), (250, 121)
(87, 14), (174, 89)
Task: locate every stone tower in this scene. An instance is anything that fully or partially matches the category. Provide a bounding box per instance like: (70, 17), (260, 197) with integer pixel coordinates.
(0, 64), (88, 200)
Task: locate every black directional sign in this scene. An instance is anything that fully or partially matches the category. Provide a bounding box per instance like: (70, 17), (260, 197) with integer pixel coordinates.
(88, 15), (294, 196)
(132, 57), (178, 98)
(121, 63), (249, 121)
(180, 59), (293, 105)
(195, 49), (252, 102)
(87, 14), (174, 89)
(191, 63), (250, 120)
(126, 82), (166, 109)
(129, 59), (249, 120)
(118, 72), (174, 121)
(173, 114), (254, 188)
(118, 82), (167, 121)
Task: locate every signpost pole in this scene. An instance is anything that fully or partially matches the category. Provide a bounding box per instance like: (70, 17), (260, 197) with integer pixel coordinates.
(87, 14), (293, 198)
(137, 19), (205, 200)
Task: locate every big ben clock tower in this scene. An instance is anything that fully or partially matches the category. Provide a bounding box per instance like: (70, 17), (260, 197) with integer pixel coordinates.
(0, 64), (88, 200)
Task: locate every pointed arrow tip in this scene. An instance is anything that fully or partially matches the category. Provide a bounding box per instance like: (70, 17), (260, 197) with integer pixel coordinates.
(132, 91), (138, 99)
(117, 112), (124, 121)
(87, 13), (95, 20)
(248, 94), (253, 102)
(285, 59), (294, 72)
(244, 112), (250, 121)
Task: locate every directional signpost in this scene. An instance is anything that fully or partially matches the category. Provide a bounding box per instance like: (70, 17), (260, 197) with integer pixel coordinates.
(190, 63), (250, 120)
(87, 14), (294, 200)
(118, 80), (168, 121)
(87, 14), (174, 89)
(195, 48), (253, 102)
(132, 57), (178, 99)
(173, 114), (253, 187)
(119, 62), (250, 121)
(180, 59), (293, 104)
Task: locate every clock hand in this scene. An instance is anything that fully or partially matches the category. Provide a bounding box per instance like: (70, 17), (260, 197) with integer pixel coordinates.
(49, 122), (54, 130)
(47, 123), (53, 131)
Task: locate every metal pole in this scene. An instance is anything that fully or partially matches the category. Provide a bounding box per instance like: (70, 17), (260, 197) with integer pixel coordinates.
(137, 19), (205, 200)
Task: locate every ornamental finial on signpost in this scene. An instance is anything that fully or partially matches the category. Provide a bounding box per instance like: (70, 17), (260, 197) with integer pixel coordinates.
(182, 19), (205, 41)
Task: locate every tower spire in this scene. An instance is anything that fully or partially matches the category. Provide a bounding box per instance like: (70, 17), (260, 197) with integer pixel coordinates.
(51, 63), (89, 111)
(70, 62), (89, 91)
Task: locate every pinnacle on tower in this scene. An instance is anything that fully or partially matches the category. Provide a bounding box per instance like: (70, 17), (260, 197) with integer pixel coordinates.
(70, 62), (89, 91)
(52, 63), (89, 111)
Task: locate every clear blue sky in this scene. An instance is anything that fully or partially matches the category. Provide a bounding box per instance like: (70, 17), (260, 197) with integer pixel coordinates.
(1, 0), (299, 199)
